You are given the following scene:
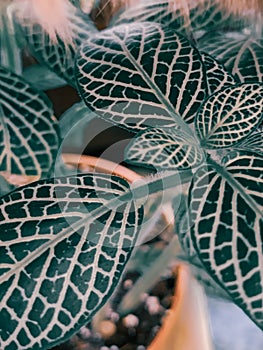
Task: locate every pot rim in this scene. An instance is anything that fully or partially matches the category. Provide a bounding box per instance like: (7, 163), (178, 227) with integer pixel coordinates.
(62, 153), (142, 183)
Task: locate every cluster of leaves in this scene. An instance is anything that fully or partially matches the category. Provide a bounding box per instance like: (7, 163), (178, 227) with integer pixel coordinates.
(0, 0), (262, 349)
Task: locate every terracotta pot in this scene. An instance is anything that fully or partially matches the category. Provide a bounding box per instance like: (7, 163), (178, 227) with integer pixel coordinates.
(62, 153), (142, 182)
(148, 263), (214, 350)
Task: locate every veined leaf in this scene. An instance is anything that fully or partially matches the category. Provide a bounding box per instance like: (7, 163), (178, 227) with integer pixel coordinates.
(76, 22), (206, 131)
(173, 193), (195, 256)
(111, 0), (240, 38)
(201, 52), (236, 96)
(189, 151), (263, 330)
(0, 173), (143, 349)
(125, 127), (204, 170)
(234, 131), (263, 156)
(195, 83), (263, 149)
(16, 6), (97, 86)
(0, 66), (60, 177)
(199, 33), (263, 83)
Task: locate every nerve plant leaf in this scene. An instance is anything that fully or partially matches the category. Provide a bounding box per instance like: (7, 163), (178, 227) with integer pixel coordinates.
(16, 6), (97, 86)
(189, 151), (263, 330)
(195, 83), (263, 149)
(234, 131), (263, 156)
(76, 22), (207, 131)
(0, 173), (143, 350)
(201, 53), (236, 96)
(199, 32), (263, 83)
(0, 66), (60, 177)
(125, 127), (204, 170)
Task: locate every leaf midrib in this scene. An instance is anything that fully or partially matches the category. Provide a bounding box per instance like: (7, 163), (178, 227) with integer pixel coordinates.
(208, 157), (263, 219)
(112, 30), (195, 136)
(203, 84), (263, 143)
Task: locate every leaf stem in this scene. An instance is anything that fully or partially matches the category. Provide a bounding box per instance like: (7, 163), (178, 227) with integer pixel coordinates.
(117, 235), (182, 316)
(129, 170), (193, 204)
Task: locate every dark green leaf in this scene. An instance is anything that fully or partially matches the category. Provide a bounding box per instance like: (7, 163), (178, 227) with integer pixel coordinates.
(125, 127), (204, 170)
(201, 52), (236, 96)
(195, 83), (263, 148)
(0, 173), (143, 349)
(16, 7), (97, 86)
(0, 66), (60, 177)
(76, 22), (206, 131)
(190, 151), (263, 330)
(199, 32), (263, 83)
(234, 130), (263, 156)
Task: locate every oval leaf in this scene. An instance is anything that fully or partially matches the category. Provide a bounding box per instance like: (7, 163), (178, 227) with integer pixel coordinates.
(0, 66), (60, 177)
(76, 22), (206, 131)
(199, 33), (263, 83)
(125, 127), (204, 170)
(16, 6), (97, 86)
(201, 52), (236, 96)
(189, 151), (263, 330)
(195, 83), (263, 149)
(0, 173), (143, 349)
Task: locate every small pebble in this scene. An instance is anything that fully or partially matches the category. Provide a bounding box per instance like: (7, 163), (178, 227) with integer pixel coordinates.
(137, 346), (146, 350)
(110, 311), (120, 323)
(110, 346), (119, 350)
(162, 295), (173, 308)
(100, 347), (110, 350)
(98, 320), (116, 339)
(123, 279), (133, 290)
(123, 314), (139, 328)
(128, 327), (136, 337)
(93, 332), (102, 341)
(151, 325), (161, 337)
(79, 327), (91, 340)
(140, 292), (149, 302)
(146, 296), (161, 315)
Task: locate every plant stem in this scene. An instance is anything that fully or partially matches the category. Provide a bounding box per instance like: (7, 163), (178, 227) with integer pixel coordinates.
(117, 235), (182, 316)
(129, 169), (193, 205)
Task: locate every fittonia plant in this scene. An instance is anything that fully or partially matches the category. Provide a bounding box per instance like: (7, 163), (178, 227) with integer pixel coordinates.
(0, 1), (263, 349)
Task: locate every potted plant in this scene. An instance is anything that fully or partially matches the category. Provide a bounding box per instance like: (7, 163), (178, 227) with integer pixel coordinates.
(0, 0), (262, 349)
